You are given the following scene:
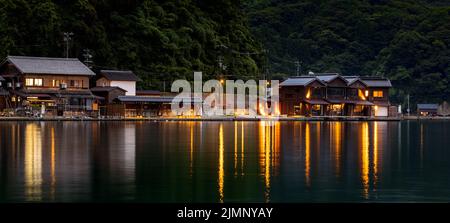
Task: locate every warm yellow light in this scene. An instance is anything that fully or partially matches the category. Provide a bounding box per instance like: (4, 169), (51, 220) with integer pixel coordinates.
(220, 79), (225, 84)
(358, 89), (366, 100)
(374, 105), (378, 111)
(365, 90), (369, 97)
(306, 89), (311, 99)
(275, 104), (280, 116)
(218, 124), (224, 203)
(259, 103), (266, 116)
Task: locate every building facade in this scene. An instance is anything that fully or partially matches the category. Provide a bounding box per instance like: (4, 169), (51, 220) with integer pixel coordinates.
(0, 56), (99, 116)
(279, 73), (392, 117)
(96, 70), (140, 96)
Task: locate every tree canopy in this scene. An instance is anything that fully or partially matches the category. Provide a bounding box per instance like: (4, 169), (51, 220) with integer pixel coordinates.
(0, 0), (449, 106)
(0, 0), (263, 90)
(246, 0), (450, 105)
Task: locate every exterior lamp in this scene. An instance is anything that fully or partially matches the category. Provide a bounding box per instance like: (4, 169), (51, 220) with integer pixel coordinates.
(364, 90), (369, 97)
(220, 79), (225, 85)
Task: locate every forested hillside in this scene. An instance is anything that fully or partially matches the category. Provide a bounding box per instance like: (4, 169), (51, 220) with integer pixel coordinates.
(246, 0), (450, 104)
(0, 0), (449, 105)
(0, 0), (263, 89)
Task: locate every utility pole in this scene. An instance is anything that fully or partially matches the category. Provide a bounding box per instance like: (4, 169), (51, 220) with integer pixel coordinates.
(83, 49), (93, 68)
(294, 60), (301, 76)
(63, 32), (74, 58)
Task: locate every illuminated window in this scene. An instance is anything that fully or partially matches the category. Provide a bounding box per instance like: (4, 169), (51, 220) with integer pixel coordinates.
(25, 78), (34, 86)
(34, 78), (42, 86)
(25, 78), (43, 86)
(52, 80), (60, 87)
(373, 90), (383, 98)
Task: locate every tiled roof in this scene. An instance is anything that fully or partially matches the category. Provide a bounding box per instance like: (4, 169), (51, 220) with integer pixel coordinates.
(5, 56), (95, 76)
(361, 79), (392, 87)
(281, 74), (392, 88)
(90, 86), (127, 92)
(100, 70), (141, 81)
(316, 74), (342, 83)
(280, 77), (324, 86)
(417, 104), (439, 110)
(117, 96), (202, 103)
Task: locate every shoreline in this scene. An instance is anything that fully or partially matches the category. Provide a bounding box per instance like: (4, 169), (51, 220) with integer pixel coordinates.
(0, 116), (449, 122)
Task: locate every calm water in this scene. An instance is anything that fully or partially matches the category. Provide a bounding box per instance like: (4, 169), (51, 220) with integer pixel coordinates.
(0, 120), (449, 202)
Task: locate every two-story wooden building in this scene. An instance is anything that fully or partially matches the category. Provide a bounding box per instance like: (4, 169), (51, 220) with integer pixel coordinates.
(0, 56), (99, 116)
(279, 73), (392, 117)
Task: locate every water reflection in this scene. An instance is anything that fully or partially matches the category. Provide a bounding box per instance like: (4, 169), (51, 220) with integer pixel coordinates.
(258, 122), (281, 202)
(331, 122), (342, 176)
(0, 120), (449, 202)
(50, 126), (56, 199)
(373, 122), (379, 186)
(190, 122), (194, 176)
(361, 122), (369, 198)
(241, 122), (245, 176)
(218, 124), (224, 203)
(358, 122), (385, 199)
(305, 123), (311, 187)
(25, 123), (43, 201)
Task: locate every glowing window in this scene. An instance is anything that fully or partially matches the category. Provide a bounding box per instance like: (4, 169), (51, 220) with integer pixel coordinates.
(373, 90), (383, 98)
(25, 78), (34, 86)
(52, 80), (60, 87)
(25, 78), (43, 86)
(34, 78), (43, 86)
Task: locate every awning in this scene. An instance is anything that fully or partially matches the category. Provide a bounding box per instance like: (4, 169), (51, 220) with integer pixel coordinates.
(116, 96), (203, 104)
(372, 101), (390, 107)
(346, 100), (374, 106)
(304, 99), (329, 105)
(11, 90), (52, 98)
(326, 99), (346, 104)
(56, 94), (97, 99)
(27, 94), (52, 98)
